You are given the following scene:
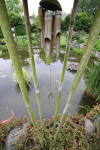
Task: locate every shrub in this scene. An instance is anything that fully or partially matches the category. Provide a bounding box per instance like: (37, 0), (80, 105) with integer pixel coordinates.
(0, 45), (7, 51)
(15, 25), (26, 36)
(61, 12), (93, 32)
(74, 12), (93, 32)
(60, 32), (67, 47)
(78, 37), (86, 43)
(61, 15), (70, 32)
(0, 28), (3, 38)
(94, 39), (100, 51)
(87, 60), (100, 97)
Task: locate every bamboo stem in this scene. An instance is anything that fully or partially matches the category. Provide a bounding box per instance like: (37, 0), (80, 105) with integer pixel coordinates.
(22, 0), (43, 127)
(53, 0), (79, 128)
(54, 4), (100, 141)
(0, 0), (43, 143)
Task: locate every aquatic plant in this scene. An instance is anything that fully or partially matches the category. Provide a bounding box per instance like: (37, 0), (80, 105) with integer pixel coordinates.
(0, 0), (43, 143)
(14, 68), (31, 86)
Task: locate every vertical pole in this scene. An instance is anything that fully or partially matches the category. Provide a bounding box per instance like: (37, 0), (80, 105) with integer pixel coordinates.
(53, 0), (79, 128)
(55, 11), (61, 57)
(38, 6), (45, 49)
(22, 0), (43, 127)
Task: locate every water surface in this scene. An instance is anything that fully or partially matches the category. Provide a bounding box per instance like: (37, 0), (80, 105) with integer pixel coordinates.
(0, 49), (85, 120)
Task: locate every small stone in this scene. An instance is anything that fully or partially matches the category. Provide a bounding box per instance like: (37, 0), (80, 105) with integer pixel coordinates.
(5, 123), (29, 150)
(85, 118), (95, 134)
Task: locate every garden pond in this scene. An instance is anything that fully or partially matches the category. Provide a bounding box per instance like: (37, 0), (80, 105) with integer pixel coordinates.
(0, 48), (94, 120)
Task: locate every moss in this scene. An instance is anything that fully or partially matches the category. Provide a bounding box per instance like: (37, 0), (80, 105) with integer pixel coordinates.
(39, 0), (62, 11)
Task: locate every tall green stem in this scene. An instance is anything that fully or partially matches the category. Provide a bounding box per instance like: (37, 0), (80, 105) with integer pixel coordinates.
(0, 0), (43, 143)
(54, 5), (100, 141)
(22, 0), (43, 127)
(53, 0), (79, 128)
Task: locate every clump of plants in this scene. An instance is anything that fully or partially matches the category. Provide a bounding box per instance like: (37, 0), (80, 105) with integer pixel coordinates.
(87, 60), (100, 100)
(94, 39), (100, 51)
(73, 48), (84, 55)
(10, 106), (100, 150)
(0, 45), (7, 51)
(14, 68), (31, 87)
(60, 32), (67, 47)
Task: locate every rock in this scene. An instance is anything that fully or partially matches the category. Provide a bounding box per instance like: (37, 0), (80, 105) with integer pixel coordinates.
(79, 43), (84, 49)
(95, 51), (100, 59)
(67, 62), (79, 71)
(5, 123), (29, 150)
(85, 118), (95, 135)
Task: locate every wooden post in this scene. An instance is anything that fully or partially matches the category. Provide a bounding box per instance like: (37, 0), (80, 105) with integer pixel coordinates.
(55, 11), (61, 57)
(38, 7), (45, 49)
(51, 13), (55, 60)
(45, 11), (53, 64)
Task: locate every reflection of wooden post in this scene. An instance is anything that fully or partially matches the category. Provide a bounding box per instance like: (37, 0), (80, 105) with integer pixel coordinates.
(45, 11), (53, 64)
(38, 7), (45, 49)
(55, 11), (61, 57)
(51, 12), (56, 59)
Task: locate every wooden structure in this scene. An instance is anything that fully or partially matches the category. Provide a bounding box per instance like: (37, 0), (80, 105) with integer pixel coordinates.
(38, 0), (62, 63)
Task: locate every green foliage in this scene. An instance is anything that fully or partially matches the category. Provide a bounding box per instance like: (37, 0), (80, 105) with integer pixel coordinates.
(77, 0), (100, 16)
(17, 36), (28, 47)
(87, 61), (100, 97)
(94, 39), (100, 51)
(61, 12), (93, 32)
(15, 25), (26, 36)
(60, 32), (67, 47)
(5, 0), (24, 26)
(0, 28), (3, 38)
(0, 45), (7, 51)
(74, 12), (93, 32)
(78, 37), (87, 43)
(73, 47), (95, 57)
(61, 15), (70, 32)
(31, 16), (39, 33)
(14, 68), (31, 86)
(73, 48), (84, 55)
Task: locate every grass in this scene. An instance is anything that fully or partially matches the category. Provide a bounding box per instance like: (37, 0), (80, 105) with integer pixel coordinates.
(73, 48), (84, 55)
(73, 48), (95, 57)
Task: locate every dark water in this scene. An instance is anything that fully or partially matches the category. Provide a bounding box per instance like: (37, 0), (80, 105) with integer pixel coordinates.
(0, 49), (85, 120)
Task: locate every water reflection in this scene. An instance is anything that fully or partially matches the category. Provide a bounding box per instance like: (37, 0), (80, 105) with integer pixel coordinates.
(0, 49), (85, 120)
